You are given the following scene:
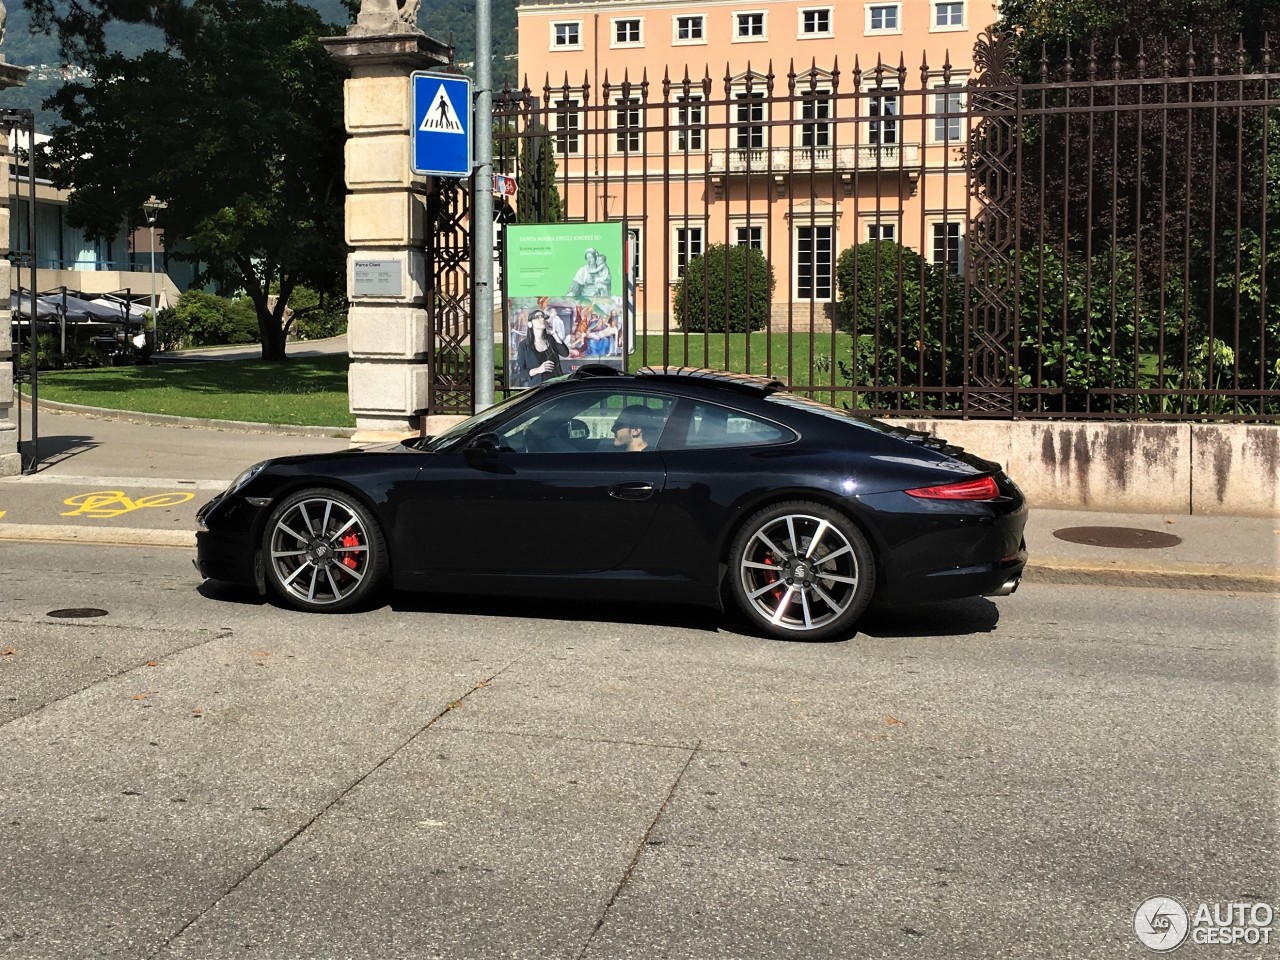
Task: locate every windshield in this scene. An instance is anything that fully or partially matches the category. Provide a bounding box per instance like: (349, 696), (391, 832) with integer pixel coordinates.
(420, 389), (532, 452)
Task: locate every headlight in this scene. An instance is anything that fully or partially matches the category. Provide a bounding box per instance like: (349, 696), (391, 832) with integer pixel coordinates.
(227, 460), (269, 495)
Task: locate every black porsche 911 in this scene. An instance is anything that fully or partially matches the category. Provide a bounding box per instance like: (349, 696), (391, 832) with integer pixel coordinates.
(195, 366), (1027, 641)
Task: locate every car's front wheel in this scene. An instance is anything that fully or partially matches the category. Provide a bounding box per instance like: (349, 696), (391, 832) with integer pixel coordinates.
(263, 487), (387, 613)
(729, 501), (875, 642)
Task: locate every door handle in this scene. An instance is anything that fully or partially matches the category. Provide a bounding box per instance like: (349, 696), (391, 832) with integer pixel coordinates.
(609, 481), (655, 501)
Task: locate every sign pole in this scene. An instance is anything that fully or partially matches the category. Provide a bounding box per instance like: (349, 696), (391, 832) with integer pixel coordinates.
(473, 0), (495, 409)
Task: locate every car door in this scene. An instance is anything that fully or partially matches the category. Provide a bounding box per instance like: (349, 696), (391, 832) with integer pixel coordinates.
(398, 388), (675, 578)
(633, 396), (800, 581)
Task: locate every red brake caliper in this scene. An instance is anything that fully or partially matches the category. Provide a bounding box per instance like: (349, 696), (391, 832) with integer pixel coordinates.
(341, 533), (361, 570)
(762, 553), (784, 603)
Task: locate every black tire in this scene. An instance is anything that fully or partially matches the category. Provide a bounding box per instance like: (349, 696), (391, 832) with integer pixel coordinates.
(728, 500), (876, 642)
(262, 487), (388, 613)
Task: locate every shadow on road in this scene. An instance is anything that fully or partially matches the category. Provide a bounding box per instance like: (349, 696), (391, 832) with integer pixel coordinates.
(857, 596), (1001, 637)
(20, 434), (101, 471)
(196, 580), (1001, 640)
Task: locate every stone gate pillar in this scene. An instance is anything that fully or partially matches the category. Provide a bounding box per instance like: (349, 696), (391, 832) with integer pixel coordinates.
(0, 45), (33, 477)
(322, 8), (451, 443)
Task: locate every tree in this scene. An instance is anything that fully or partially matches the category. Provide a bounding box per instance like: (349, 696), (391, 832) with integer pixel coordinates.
(37, 0), (349, 360)
(514, 132), (563, 224)
(673, 244), (774, 333)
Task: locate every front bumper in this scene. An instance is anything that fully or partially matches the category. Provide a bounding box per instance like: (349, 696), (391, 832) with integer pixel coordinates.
(193, 492), (263, 587)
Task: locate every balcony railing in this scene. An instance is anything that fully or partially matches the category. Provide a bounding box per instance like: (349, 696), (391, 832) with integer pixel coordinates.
(708, 143), (921, 174)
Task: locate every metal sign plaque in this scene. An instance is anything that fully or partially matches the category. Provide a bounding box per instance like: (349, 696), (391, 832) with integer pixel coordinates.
(353, 259), (403, 297)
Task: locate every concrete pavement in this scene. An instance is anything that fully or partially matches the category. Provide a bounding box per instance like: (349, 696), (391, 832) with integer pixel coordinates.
(1, 399), (1276, 593)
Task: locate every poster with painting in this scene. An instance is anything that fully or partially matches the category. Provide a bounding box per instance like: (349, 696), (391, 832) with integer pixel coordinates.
(505, 222), (627, 388)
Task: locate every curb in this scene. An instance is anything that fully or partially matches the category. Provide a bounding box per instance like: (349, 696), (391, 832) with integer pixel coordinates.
(24, 397), (355, 439)
(0, 524), (194, 548)
(1023, 560), (1279, 594)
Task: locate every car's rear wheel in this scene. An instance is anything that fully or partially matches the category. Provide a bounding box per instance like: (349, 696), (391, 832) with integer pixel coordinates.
(729, 501), (875, 642)
(263, 487), (387, 613)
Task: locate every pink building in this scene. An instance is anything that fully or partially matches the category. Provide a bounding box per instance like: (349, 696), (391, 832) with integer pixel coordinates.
(514, 0), (1000, 331)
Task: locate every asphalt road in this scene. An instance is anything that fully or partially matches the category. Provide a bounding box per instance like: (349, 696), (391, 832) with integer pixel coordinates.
(1, 542), (1276, 959)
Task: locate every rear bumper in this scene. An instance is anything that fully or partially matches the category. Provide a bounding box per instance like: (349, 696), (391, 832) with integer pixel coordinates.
(859, 484), (1029, 607)
(888, 547), (1027, 604)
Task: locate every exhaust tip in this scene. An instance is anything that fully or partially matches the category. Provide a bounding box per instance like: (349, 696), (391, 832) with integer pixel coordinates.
(986, 576), (1021, 597)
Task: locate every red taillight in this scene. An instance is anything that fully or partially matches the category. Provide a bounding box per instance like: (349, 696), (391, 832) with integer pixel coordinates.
(905, 475), (1001, 501)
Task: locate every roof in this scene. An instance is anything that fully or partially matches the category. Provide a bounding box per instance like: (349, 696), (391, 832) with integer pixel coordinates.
(566, 364), (788, 396)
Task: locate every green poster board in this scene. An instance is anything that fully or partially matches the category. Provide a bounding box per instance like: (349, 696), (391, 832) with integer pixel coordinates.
(505, 222), (628, 388)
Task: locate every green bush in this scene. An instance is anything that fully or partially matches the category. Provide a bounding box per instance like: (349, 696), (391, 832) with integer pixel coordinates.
(836, 240), (928, 336)
(288, 286), (348, 341)
(158, 291), (259, 349)
(674, 243), (775, 333)
(835, 240), (966, 410)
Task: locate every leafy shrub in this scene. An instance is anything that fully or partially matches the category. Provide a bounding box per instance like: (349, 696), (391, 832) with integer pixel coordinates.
(835, 240), (966, 410)
(288, 286), (348, 341)
(158, 291), (259, 349)
(674, 243), (775, 333)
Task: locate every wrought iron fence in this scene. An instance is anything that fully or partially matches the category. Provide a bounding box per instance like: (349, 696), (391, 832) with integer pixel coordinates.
(492, 31), (1279, 421)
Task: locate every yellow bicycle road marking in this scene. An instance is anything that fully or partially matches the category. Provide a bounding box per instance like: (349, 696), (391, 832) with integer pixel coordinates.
(62, 490), (196, 519)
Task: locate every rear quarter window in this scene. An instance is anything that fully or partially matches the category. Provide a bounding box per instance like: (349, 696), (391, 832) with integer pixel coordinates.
(678, 399), (793, 448)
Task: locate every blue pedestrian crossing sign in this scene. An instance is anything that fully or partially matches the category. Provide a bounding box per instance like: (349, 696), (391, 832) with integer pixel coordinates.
(411, 71), (472, 178)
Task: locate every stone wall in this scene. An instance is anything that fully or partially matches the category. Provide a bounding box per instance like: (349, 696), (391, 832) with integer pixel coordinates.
(901, 419), (1280, 517)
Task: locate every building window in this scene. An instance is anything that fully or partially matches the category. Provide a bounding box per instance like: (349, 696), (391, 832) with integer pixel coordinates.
(734, 225), (764, 249)
(868, 222), (897, 242)
(674, 226), (704, 276)
(553, 98), (580, 155)
(674, 14), (705, 43)
(868, 93), (899, 145)
(613, 18), (642, 46)
(933, 1), (965, 28)
(800, 7), (832, 36)
(552, 21), (581, 47)
(932, 221), (963, 273)
(933, 86), (964, 142)
(615, 98), (642, 153)
(735, 92), (766, 150)
(796, 225), (834, 300)
(675, 95), (704, 151)
(866, 3), (901, 33)
(801, 94), (831, 148)
(735, 11), (766, 39)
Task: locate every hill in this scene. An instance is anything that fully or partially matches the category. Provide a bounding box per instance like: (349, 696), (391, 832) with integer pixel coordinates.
(0, 0), (518, 132)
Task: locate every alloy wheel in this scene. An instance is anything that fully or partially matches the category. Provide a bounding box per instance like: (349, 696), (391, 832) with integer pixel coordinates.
(268, 494), (372, 608)
(737, 511), (862, 634)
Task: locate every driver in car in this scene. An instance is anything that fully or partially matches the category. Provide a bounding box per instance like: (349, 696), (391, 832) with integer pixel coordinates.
(611, 405), (662, 452)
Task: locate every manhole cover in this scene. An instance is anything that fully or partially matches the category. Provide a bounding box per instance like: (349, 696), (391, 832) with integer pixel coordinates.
(46, 608), (109, 619)
(1052, 526), (1182, 549)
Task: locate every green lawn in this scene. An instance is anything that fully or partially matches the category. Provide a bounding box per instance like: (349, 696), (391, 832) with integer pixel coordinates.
(29, 354), (356, 428)
(624, 332), (851, 391)
(25, 332), (856, 426)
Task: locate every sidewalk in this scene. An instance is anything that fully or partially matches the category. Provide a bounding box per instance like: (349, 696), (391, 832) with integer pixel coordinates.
(1, 401), (1277, 593)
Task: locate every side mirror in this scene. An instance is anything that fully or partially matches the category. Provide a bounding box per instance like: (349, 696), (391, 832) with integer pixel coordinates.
(464, 433), (501, 465)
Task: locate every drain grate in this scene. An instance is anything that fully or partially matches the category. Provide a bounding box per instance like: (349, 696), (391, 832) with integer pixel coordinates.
(1052, 526), (1182, 549)
(46, 608), (109, 619)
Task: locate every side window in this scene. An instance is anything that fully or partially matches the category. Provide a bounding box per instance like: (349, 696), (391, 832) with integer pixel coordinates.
(679, 400), (792, 448)
(494, 390), (674, 454)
